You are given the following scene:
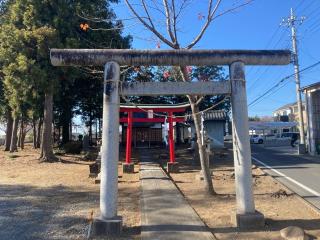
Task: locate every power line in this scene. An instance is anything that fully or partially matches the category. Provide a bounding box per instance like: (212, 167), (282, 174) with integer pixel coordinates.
(296, 0), (317, 16)
(248, 59), (320, 108)
(246, 27), (280, 78)
(249, 80), (293, 108)
(294, 0), (307, 12)
(247, 28), (290, 93)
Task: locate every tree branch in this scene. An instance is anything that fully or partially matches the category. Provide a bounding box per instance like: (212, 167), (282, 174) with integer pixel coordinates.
(176, 0), (192, 19)
(171, 0), (179, 46)
(141, 0), (155, 28)
(163, 0), (177, 45)
(211, 0), (254, 21)
(186, 0), (222, 49)
(125, 0), (176, 49)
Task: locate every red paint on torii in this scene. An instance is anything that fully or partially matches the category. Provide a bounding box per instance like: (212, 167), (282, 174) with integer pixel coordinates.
(120, 104), (189, 165)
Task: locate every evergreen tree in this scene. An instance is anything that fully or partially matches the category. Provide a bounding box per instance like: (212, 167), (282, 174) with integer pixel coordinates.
(0, 0), (131, 159)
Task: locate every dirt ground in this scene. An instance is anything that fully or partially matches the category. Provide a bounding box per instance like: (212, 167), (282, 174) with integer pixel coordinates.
(0, 145), (140, 240)
(2, 144), (320, 240)
(170, 146), (320, 240)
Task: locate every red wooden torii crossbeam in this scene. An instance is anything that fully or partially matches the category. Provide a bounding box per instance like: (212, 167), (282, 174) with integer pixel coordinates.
(120, 103), (189, 165)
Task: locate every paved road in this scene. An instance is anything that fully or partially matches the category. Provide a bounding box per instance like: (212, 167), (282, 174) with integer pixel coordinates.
(251, 145), (320, 209)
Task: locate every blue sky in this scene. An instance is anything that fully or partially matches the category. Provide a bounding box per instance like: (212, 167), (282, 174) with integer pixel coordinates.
(112, 0), (320, 117)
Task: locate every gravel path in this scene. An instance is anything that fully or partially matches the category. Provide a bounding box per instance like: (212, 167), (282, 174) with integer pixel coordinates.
(0, 147), (141, 240)
(0, 183), (98, 240)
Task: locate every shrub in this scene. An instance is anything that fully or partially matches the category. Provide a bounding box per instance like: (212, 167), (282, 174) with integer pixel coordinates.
(63, 141), (82, 154)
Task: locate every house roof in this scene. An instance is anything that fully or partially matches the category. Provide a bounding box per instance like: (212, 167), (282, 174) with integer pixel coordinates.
(273, 100), (307, 113)
(186, 110), (227, 122)
(301, 82), (320, 92)
(249, 121), (297, 130)
(274, 102), (296, 112)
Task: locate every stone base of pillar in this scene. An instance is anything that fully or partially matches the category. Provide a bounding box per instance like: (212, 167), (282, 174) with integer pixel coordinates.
(298, 144), (306, 154)
(167, 162), (179, 173)
(94, 173), (101, 184)
(90, 216), (122, 236)
(123, 163), (134, 173)
(231, 210), (265, 229)
(89, 163), (100, 178)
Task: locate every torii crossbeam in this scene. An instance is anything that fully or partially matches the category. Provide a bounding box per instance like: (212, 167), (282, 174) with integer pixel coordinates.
(50, 49), (291, 235)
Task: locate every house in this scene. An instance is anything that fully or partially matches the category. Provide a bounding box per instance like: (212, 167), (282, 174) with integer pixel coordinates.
(187, 110), (227, 149)
(273, 101), (307, 132)
(302, 82), (320, 155)
(249, 121), (297, 136)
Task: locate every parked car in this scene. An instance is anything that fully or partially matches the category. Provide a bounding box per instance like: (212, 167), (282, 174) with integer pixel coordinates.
(250, 134), (259, 143)
(278, 132), (300, 145)
(279, 132), (300, 140)
(251, 134), (276, 144)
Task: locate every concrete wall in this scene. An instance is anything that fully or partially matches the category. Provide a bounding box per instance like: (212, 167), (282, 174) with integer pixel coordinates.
(190, 121), (225, 149)
(306, 90), (320, 155)
(205, 121), (225, 148)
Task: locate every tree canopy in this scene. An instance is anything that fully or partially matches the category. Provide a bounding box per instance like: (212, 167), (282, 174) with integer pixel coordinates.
(0, 0), (131, 154)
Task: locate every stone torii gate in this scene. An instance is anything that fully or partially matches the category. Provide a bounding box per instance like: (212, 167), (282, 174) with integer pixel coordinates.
(50, 49), (290, 235)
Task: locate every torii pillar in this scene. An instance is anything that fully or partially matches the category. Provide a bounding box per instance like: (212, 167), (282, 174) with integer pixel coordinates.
(230, 61), (264, 228)
(92, 62), (123, 235)
(123, 111), (134, 173)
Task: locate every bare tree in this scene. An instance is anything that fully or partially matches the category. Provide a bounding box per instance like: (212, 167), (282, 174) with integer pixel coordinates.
(124, 0), (253, 195)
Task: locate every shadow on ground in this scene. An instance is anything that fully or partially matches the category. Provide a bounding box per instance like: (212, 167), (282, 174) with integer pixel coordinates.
(0, 184), (139, 240)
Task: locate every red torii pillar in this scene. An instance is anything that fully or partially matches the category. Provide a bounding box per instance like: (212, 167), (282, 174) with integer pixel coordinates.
(167, 111), (178, 172)
(168, 112), (175, 163)
(121, 108), (181, 173)
(123, 111), (134, 173)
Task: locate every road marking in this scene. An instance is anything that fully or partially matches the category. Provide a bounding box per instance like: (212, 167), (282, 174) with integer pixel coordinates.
(252, 156), (320, 197)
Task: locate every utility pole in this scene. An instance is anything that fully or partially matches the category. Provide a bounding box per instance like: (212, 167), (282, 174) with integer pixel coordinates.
(281, 8), (306, 148)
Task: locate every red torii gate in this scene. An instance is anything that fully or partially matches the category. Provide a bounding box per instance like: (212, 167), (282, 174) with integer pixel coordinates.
(120, 104), (188, 173)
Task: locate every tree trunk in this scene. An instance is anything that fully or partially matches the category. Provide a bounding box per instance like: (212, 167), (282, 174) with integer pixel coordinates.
(61, 106), (72, 144)
(190, 101), (215, 195)
(69, 118), (72, 141)
(4, 109), (13, 151)
(21, 123), (26, 150)
(95, 119), (98, 143)
(40, 92), (57, 162)
(62, 120), (70, 144)
(10, 117), (19, 153)
(17, 125), (21, 148)
(179, 66), (215, 195)
(89, 114), (93, 145)
(21, 132), (26, 149)
(19, 120), (25, 149)
(36, 118), (42, 148)
(58, 126), (61, 144)
(32, 118), (37, 148)
(98, 118), (102, 138)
